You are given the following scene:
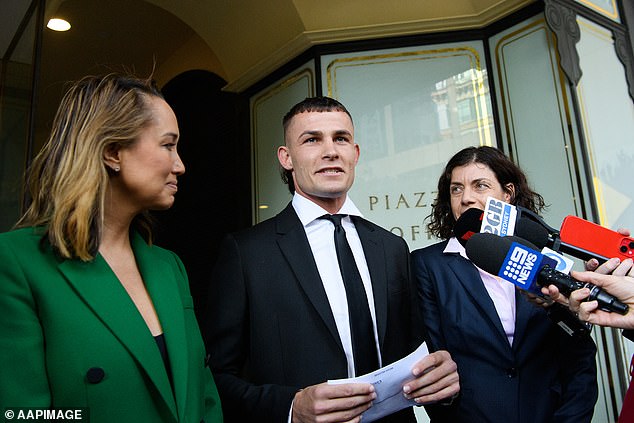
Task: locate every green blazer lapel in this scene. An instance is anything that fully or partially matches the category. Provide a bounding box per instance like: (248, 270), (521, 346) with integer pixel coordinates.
(58, 242), (177, 420)
(132, 234), (188, 421)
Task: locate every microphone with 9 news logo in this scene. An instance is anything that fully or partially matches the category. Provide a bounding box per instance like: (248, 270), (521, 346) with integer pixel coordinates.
(465, 233), (629, 315)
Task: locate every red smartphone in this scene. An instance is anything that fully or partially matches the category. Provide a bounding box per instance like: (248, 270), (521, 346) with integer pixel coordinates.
(559, 215), (634, 262)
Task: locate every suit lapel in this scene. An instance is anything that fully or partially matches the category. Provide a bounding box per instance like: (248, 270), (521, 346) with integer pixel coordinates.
(352, 217), (388, 347)
(512, 289), (534, 350)
(133, 234), (187, 421)
(276, 204), (344, 352)
(447, 254), (510, 348)
(58, 237), (178, 421)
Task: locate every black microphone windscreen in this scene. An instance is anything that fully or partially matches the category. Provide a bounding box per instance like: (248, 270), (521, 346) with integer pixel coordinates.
(465, 233), (538, 274)
(453, 208), (484, 247)
(465, 233), (512, 273)
(514, 217), (550, 249)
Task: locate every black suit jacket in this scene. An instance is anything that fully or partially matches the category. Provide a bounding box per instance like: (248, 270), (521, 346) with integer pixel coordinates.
(412, 241), (598, 423)
(205, 203), (422, 422)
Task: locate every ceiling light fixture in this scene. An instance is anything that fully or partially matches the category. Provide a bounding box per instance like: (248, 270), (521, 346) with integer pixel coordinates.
(47, 18), (71, 31)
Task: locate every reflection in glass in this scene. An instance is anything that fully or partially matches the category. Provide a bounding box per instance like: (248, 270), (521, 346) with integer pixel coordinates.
(576, 17), (634, 228)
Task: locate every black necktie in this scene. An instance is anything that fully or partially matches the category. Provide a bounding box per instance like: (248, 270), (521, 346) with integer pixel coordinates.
(321, 214), (379, 376)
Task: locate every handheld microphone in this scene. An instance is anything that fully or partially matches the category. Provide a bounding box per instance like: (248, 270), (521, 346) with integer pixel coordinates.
(465, 233), (629, 315)
(455, 205), (575, 274)
(453, 207), (484, 247)
(514, 206), (612, 262)
(477, 196), (619, 264)
(453, 205), (551, 249)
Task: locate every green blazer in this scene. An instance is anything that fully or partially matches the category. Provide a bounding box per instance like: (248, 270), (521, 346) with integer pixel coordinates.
(0, 227), (222, 423)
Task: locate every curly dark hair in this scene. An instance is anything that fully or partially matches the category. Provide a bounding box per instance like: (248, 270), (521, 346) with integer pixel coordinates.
(427, 146), (546, 240)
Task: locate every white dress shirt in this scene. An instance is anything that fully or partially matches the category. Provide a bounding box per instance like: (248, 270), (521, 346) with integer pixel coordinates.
(292, 193), (382, 377)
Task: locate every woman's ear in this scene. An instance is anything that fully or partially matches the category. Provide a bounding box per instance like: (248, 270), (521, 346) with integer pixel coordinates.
(504, 183), (516, 203)
(103, 144), (121, 172)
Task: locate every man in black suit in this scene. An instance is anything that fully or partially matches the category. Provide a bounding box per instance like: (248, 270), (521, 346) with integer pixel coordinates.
(205, 97), (459, 423)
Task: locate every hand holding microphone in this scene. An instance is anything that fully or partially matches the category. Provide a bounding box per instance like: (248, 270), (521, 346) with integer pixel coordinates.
(541, 227), (633, 306)
(564, 266), (634, 329)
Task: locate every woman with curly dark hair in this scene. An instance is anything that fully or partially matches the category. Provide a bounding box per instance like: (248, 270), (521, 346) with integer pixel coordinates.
(412, 146), (598, 423)
(426, 145), (545, 240)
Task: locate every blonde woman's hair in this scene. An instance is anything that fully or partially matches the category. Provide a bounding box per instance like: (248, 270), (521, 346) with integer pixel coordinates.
(16, 73), (164, 260)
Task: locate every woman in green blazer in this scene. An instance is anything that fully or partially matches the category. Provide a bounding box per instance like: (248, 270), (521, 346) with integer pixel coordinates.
(0, 74), (222, 422)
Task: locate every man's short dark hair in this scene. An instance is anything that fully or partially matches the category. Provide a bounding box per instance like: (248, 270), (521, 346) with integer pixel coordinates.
(282, 96), (353, 134)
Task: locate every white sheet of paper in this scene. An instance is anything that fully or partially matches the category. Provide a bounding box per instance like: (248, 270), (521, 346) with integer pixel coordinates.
(328, 342), (429, 422)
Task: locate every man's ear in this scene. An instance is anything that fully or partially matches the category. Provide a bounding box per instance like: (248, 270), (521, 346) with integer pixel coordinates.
(103, 144), (121, 171)
(277, 145), (293, 171)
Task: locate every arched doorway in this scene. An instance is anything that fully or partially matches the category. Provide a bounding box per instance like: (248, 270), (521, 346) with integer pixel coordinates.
(155, 70), (250, 323)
